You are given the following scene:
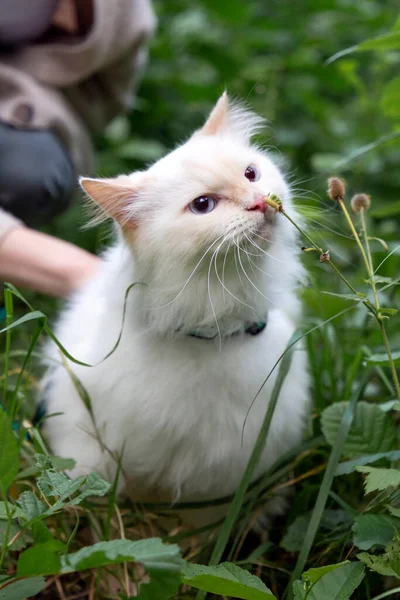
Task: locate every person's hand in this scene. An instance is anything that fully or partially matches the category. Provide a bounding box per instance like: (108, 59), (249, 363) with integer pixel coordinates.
(0, 122), (76, 226)
(0, 227), (100, 297)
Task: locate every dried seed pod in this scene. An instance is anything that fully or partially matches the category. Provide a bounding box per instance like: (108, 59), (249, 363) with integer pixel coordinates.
(350, 193), (371, 213)
(319, 251), (330, 263)
(327, 177), (346, 202)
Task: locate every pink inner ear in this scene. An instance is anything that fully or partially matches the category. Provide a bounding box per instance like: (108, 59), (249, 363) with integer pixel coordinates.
(80, 177), (139, 227)
(201, 92), (229, 136)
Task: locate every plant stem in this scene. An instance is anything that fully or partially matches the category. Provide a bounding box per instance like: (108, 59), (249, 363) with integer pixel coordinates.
(360, 208), (380, 309)
(2, 289), (13, 406)
(338, 199), (371, 275)
(286, 374), (368, 598)
(359, 208), (400, 400)
(370, 586), (400, 600)
(280, 208), (361, 297)
(378, 320), (400, 401)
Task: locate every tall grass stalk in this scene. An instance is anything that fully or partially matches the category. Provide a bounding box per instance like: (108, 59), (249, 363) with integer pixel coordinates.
(286, 372), (368, 598)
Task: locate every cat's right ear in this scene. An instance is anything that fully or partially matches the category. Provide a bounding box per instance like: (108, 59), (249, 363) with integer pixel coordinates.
(80, 174), (143, 228)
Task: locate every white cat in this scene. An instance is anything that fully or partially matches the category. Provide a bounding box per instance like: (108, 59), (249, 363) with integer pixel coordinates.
(41, 93), (309, 508)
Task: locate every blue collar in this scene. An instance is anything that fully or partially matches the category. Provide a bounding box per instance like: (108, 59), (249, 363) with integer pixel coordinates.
(188, 319), (267, 340)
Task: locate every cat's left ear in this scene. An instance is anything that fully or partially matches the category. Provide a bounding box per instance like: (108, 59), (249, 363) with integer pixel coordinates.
(80, 174), (144, 227)
(198, 91), (264, 142)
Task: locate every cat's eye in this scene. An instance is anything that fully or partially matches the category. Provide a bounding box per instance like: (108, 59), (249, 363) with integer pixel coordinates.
(244, 164), (260, 182)
(189, 195), (217, 215)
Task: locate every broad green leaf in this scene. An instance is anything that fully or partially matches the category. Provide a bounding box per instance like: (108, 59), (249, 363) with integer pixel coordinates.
(17, 492), (46, 521)
(0, 409), (19, 490)
(352, 514), (400, 550)
(388, 506), (400, 518)
(378, 308), (398, 316)
(182, 562), (276, 599)
(321, 401), (396, 457)
(0, 502), (24, 520)
(57, 538), (182, 599)
(381, 76), (400, 118)
(365, 351), (400, 367)
(335, 450), (400, 476)
(356, 466), (400, 494)
(18, 539), (66, 576)
(293, 562), (364, 600)
(358, 536), (400, 578)
(302, 561), (349, 583)
(0, 577), (46, 600)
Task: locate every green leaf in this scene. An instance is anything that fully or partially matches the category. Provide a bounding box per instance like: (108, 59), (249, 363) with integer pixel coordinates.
(366, 351), (400, 367)
(0, 577), (46, 600)
(321, 291), (365, 302)
(0, 311), (46, 334)
(60, 538), (182, 599)
(18, 539), (66, 576)
(388, 506), (400, 518)
(356, 466), (400, 494)
(0, 502), (24, 520)
(321, 401), (397, 457)
(353, 514), (400, 550)
(381, 76), (400, 118)
(281, 511), (351, 552)
(69, 472), (111, 505)
(117, 139), (165, 161)
(293, 562), (365, 600)
(0, 409), (19, 491)
(358, 536), (400, 578)
(335, 450), (400, 476)
(181, 562), (276, 599)
(327, 32), (400, 64)
(17, 492), (46, 521)
(301, 561), (349, 583)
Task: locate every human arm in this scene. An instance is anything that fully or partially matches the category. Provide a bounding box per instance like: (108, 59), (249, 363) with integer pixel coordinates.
(0, 221), (99, 297)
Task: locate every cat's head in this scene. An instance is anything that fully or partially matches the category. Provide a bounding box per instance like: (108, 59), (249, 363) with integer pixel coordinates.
(81, 93), (300, 330)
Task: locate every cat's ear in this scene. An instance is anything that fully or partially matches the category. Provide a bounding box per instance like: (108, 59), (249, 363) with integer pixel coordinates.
(198, 92), (265, 142)
(200, 91), (230, 136)
(80, 174), (144, 227)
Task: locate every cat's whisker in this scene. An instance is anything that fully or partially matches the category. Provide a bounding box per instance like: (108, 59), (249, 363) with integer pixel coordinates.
(221, 239), (231, 303)
(235, 241), (276, 306)
(213, 239), (257, 313)
(207, 241), (225, 351)
(151, 233), (226, 310)
(247, 234), (284, 264)
(233, 242), (245, 291)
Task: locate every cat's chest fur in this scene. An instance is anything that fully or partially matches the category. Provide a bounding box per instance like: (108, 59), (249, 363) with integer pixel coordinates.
(43, 274), (307, 502)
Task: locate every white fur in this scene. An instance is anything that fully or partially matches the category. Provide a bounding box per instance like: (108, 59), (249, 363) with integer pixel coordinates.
(41, 95), (309, 505)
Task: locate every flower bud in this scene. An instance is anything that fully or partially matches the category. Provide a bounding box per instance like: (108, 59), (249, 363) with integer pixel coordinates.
(327, 177), (346, 202)
(350, 193), (371, 213)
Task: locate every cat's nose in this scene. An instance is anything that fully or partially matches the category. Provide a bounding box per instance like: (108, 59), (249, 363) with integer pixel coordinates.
(246, 194), (267, 214)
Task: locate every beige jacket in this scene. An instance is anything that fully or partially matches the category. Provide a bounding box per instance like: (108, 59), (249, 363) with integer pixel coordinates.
(0, 0), (156, 241)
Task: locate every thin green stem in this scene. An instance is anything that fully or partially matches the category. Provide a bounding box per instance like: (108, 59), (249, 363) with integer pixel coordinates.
(281, 209), (361, 297)
(359, 209), (400, 399)
(370, 586), (400, 600)
(286, 373), (368, 599)
(2, 289), (13, 406)
(360, 208), (380, 309)
(338, 199), (371, 276)
(379, 320), (400, 401)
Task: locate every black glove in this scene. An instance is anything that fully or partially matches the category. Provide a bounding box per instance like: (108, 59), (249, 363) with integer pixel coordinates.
(0, 122), (76, 226)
